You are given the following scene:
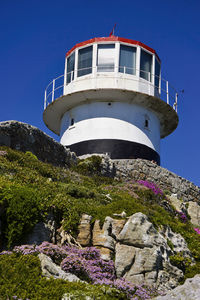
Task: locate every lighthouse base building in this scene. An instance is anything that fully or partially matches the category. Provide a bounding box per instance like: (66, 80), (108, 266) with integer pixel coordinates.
(43, 36), (178, 165)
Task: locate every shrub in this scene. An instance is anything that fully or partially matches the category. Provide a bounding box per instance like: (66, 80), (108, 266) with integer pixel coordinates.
(25, 151), (38, 160)
(169, 252), (192, 272)
(0, 185), (42, 248)
(73, 156), (102, 176)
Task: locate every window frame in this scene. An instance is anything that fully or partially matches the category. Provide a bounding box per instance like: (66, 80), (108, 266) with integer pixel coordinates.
(77, 45), (93, 77)
(96, 43), (116, 72)
(140, 48), (153, 82)
(118, 43), (137, 75)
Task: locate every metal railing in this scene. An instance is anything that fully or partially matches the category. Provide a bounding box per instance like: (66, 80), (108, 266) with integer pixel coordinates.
(44, 66), (178, 112)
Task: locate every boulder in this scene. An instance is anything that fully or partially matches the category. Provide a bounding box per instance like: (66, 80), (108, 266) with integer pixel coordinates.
(188, 201), (200, 226)
(153, 274), (200, 300)
(168, 194), (182, 211)
(38, 253), (80, 282)
(117, 212), (165, 248)
(77, 214), (92, 246)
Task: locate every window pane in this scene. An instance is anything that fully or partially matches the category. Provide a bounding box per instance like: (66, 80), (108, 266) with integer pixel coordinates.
(78, 46), (93, 77)
(140, 50), (152, 81)
(97, 44), (115, 72)
(119, 45), (136, 75)
(67, 52), (75, 83)
(155, 58), (161, 88)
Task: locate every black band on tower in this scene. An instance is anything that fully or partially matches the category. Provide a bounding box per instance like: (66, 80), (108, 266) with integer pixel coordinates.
(67, 139), (160, 165)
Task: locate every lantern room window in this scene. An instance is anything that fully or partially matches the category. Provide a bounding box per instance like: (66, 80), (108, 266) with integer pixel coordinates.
(78, 46), (93, 77)
(119, 45), (136, 75)
(140, 49), (152, 81)
(97, 44), (115, 72)
(67, 52), (75, 83)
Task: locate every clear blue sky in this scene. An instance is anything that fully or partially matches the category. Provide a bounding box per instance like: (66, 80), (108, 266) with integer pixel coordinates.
(1, 0), (200, 186)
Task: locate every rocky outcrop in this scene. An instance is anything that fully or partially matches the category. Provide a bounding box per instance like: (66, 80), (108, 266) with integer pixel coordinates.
(76, 212), (191, 290)
(38, 252), (80, 282)
(115, 213), (184, 290)
(153, 274), (200, 300)
(0, 121), (77, 167)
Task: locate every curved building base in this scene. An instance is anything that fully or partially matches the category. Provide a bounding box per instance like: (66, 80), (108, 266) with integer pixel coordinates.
(67, 139), (160, 165)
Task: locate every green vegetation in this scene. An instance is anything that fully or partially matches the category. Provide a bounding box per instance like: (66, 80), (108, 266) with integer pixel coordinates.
(1, 146), (200, 283)
(169, 252), (192, 272)
(0, 253), (125, 300)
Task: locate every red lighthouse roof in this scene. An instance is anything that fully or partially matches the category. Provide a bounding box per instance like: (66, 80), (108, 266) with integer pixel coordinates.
(66, 36), (160, 62)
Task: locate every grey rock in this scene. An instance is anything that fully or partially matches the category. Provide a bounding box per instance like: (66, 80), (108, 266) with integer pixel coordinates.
(153, 274), (200, 300)
(160, 226), (193, 258)
(117, 212), (165, 248)
(188, 201), (200, 226)
(38, 253), (80, 282)
(115, 243), (136, 277)
(168, 195), (182, 211)
(115, 212), (184, 290)
(0, 120), (77, 167)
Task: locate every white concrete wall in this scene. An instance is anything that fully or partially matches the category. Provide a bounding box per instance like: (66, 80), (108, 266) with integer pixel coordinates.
(60, 102), (160, 154)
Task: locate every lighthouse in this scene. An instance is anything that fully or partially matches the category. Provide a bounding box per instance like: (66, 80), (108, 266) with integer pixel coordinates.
(43, 35), (178, 165)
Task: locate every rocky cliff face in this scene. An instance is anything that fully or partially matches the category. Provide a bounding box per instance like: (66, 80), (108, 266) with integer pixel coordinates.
(100, 156), (200, 203)
(0, 120), (77, 167)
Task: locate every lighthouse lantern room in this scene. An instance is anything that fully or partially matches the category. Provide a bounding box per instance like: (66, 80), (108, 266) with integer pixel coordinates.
(43, 35), (179, 165)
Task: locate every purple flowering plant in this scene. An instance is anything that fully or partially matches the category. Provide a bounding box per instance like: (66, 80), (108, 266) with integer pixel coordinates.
(1, 242), (160, 299)
(194, 227), (200, 235)
(137, 180), (164, 197)
(176, 211), (188, 223)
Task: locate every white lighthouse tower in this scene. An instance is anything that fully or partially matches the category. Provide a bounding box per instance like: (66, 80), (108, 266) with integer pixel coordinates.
(43, 35), (178, 165)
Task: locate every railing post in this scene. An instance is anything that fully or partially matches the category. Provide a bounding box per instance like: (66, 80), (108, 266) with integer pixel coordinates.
(52, 79), (55, 102)
(175, 93), (178, 112)
(159, 74), (161, 95)
(166, 81), (169, 104)
(148, 72), (150, 82)
(44, 90), (47, 109)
